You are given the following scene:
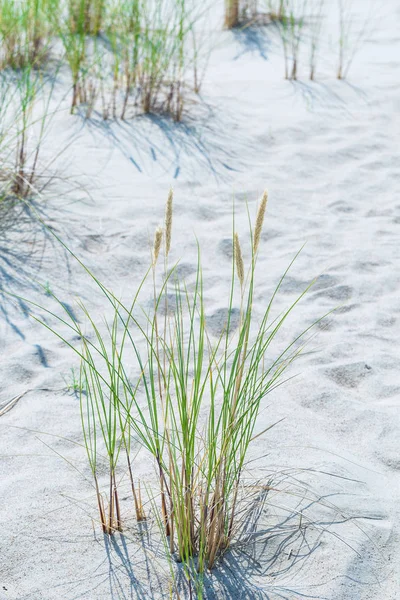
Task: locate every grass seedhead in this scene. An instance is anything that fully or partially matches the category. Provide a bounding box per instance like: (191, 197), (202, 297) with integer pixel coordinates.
(153, 226), (163, 266)
(234, 232), (245, 288)
(253, 189), (268, 254)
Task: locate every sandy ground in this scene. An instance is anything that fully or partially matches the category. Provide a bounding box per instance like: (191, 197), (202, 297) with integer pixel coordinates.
(1, 1), (399, 598)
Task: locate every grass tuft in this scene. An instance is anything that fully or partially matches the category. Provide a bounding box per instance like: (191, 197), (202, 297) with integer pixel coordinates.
(10, 187), (332, 595)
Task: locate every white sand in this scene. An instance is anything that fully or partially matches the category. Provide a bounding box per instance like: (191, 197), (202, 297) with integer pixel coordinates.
(1, 1), (399, 598)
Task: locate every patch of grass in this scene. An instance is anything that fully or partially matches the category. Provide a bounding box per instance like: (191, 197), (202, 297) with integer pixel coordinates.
(55, 0), (208, 121)
(68, 0), (106, 36)
(337, 0), (373, 80)
(0, 0), (210, 122)
(63, 367), (86, 394)
(0, 0), (57, 70)
(0, 67), (57, 200)
(275, 0), (308, 80)
(15, 188), (330, 596)
(309, 0), (325, 80)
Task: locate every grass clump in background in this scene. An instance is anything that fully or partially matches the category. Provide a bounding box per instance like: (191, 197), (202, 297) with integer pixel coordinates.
(0, 66), (56, 201)
(16, 188), (328, 596)
(0, 0), (58, 70)
(0, 0), (370, 135)
(68, 0), (106, 36)
(57, 0), (209, 120)
(0, 0), (210, 121)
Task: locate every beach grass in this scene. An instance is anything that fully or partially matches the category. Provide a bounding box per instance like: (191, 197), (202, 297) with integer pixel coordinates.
(0, 0), (210, 121)
(0, 65), (57, 200)
(0, 0), (58, 70)
(13, 188), (330, 595)
(0, 0), (213, 208)
(0, 0), (367, 137)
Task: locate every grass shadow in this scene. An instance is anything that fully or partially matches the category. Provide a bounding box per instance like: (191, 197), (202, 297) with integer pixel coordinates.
(288, 79), (370, 113)
(170, 479), (381, 600)
(73, 97), (249, 184)
(233, 24), (272, 60)
(0, 198), (60, 338)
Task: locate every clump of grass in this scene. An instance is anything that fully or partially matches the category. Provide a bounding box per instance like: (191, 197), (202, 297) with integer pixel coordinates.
(272, 0), (370, 82)
(57, 7), (89, 114)
(0, 0), (57, 70)
(336, 0), (373, 80)
(59, 0), (109, 115)
(133, 0), (190, 120)
(276, 0), (308, 80)
(59, 0), (205, 121)
(63, 367), (85, 394)
(68, 0), (106, 36)
(309, 0), (325, 80)
(265, 0), (286, 21)
(16, 188), (328, 594)
(0, 0), (210, 122)
(0, 66), (56, 199)
(12, 66), (41, 196)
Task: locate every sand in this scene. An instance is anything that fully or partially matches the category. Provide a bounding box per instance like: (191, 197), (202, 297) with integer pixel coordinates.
(1, 0), (399, 598)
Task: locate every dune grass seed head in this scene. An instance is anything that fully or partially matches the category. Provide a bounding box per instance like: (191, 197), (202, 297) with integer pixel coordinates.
(153, 226), (163, 265)
(234, 232), (245, 288)
(165, 188), (173, 257)
(253, 190), (268, 255)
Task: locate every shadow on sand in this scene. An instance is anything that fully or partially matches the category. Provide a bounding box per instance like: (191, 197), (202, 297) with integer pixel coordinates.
(0, 199), (61, 338)
(288, 79), (370, 114)
(233, 23), (272, 60)
(85, 484), (375, 600)
(73, 97), (249, 184)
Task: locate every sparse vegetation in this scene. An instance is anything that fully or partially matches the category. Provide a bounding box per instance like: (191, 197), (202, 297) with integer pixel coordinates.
(0, 66), (56, 201)
(274, 0), (308, 80)
(0, 0), (57, 70)
(18, 189), (327, 595)
(0, 0), (212, 123)
(337, 0), (373, 80)
(63, 367), (85, 394)
(309, 0), (325, 80)
(0, 0), (213, 210)
(54, 0), (211, 120)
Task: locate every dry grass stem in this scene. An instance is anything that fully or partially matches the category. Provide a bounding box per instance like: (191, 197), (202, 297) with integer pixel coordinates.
(225, 0), (240, 28)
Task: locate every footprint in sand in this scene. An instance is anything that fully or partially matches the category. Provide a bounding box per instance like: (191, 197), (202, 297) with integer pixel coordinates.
(325, 362), (373, 389)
